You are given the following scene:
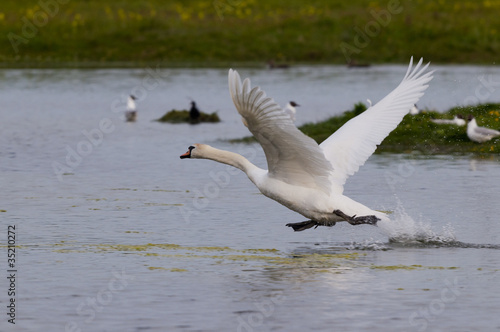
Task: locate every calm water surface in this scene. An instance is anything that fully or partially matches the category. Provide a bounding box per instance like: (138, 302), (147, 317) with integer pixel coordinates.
(1, 65), (500, 332)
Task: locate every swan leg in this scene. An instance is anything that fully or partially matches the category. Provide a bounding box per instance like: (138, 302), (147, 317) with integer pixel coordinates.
(333, 210), (379, 226)
(286, 220), (336, 232)
(286, 220), (317, 232)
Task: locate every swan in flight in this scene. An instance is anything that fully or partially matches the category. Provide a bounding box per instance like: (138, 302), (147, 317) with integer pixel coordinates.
(180, 58), (433, 231)
(431, 114), (466, 126)
(467, 115), (500, 143)
(125, 95), (137, 122)
(283, 101), (300, 122)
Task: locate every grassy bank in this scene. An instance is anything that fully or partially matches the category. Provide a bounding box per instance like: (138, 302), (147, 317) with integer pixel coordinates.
(1, 0), (499, 67)
(233, 103), (500, 154)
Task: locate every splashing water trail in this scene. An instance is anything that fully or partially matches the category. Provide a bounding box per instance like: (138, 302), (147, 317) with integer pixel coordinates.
(377, 202), (457, 246)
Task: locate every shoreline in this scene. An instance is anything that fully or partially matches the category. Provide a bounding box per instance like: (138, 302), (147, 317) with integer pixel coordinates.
(0, 60), (498, 70)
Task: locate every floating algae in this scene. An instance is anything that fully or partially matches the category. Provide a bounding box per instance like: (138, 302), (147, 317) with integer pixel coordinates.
(148, 267), (187, 272)
(156, 110), (220, 124)
(370, 264), (459, 271)
(51, 242), (363, 271)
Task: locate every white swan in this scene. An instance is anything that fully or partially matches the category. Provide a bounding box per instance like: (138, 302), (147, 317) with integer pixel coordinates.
(180, 58), (433, 231)
(467, 115), (500, 143)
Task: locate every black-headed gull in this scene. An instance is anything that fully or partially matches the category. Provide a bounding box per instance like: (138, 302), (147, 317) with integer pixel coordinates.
(409, 104), (420, 115)
(125, 95), (137, 122)
(283, 101), (300, 122)
(431, 114), (466, 126)
(467, 115), (500, 143)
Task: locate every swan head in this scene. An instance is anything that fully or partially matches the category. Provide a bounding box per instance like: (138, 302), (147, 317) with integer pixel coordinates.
(180, 143), (207, 159)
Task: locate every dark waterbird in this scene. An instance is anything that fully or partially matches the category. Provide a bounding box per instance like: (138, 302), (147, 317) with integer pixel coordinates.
(189, 101), (201, 124)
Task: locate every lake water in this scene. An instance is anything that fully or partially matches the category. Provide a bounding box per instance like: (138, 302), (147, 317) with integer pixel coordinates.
(1, 64), (500, 332)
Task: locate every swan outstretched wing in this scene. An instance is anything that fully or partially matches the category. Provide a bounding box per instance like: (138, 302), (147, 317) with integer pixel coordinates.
(320, 57), (434, 193)
(228, 69), (333, 193)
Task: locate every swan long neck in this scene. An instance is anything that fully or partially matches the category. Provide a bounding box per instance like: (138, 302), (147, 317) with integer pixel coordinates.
(200, 146), (261, 177)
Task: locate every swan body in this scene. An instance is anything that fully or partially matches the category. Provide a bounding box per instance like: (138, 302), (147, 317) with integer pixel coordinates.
(467, 116), (500, 143)
(181, 58), (433, 230)
(431, 115), (466, 126)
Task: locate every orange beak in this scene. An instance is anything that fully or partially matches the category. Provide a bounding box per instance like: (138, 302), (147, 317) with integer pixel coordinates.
(180, 150), (191, 159)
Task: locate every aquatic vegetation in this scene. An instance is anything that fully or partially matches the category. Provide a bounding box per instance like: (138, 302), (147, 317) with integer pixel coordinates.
(144, 202), (183, 206)
(148, 266), (187, 272)
(371, 264), (421, 270)
(51, 241), (365, 272)
(370, 264), (459, 270)
(156, 110), (221, 123)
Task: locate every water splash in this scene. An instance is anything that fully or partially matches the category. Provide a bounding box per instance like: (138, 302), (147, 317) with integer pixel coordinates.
(377, 202), (457, 246)
(348, 239), (391, 251)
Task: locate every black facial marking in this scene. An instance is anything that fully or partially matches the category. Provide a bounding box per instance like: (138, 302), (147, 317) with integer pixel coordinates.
(180, 145), (195, 159)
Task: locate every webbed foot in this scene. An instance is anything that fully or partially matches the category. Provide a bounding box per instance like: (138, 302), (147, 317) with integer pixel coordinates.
(286, 220), (337, 232)
(333, 209), (379, 226)
(286, 220), (317, 232)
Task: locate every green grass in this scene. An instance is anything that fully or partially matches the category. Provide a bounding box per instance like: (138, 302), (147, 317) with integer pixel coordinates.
(232, 103), (500, 154)
(0, 0), (499, 67)
(376, 104), (500, 154)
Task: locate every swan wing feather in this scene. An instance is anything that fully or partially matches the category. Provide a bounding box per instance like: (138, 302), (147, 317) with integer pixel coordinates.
(319, 57), (434, 193)
(229, 69), (333, 193)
